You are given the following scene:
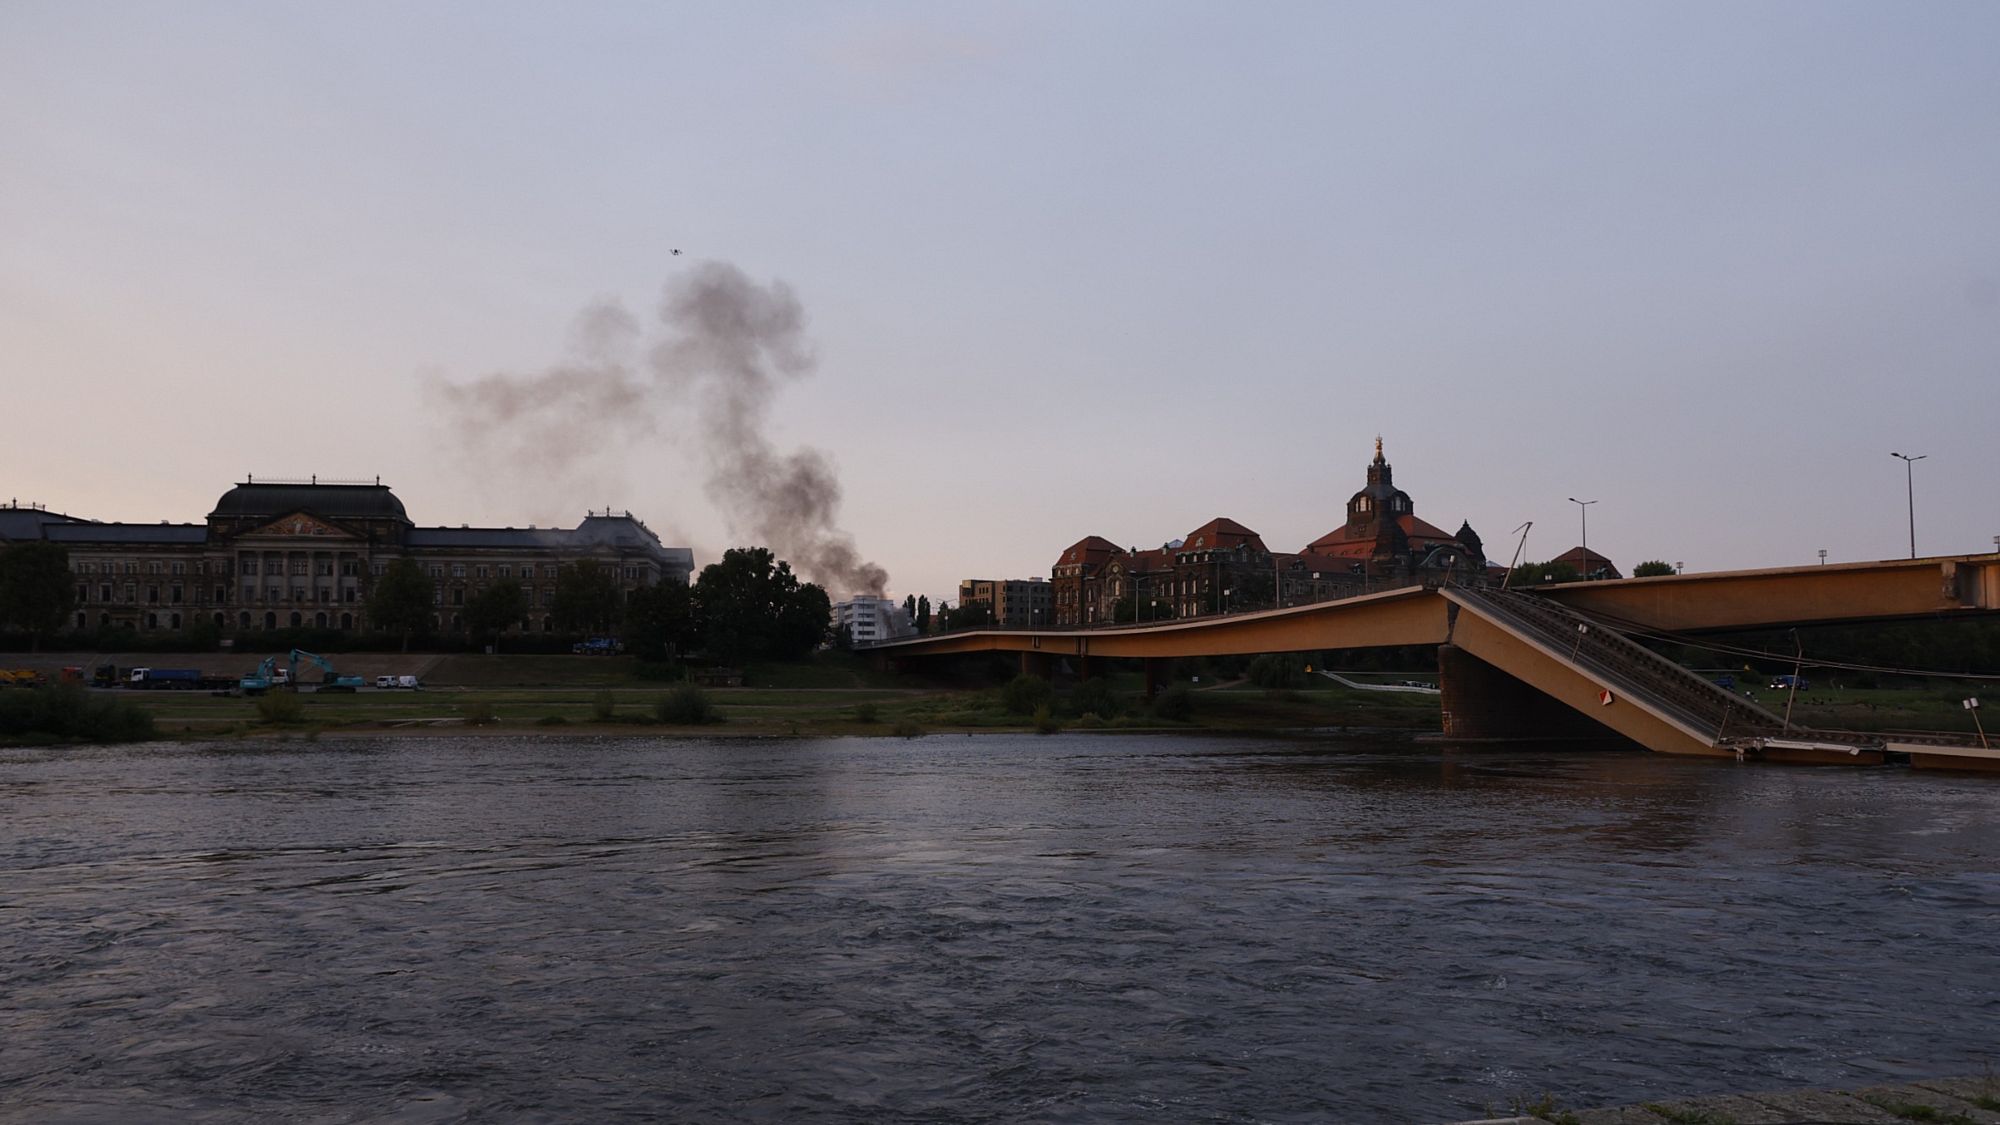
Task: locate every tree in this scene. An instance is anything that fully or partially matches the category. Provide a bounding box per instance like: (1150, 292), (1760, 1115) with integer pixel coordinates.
(552, 559), (623, 633)
(625, 579), (697, 662)
(692, 547), (830, 665)
(916, 595), (931, 633)
(947, 599), (991, 630)
(366, 559), (434, 652)
(1506, 560), (1581, 588)
(1633, 560), (1677, 578)
(465, 579), (528, 649)
(903, 594), (917, 621)
(0, 542), (76, 651)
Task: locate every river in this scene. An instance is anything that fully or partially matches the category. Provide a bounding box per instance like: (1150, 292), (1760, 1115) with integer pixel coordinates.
(2, 734), (1995, 1123)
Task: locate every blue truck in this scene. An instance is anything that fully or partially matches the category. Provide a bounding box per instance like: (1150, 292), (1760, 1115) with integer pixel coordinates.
(128, 667), (203, 690)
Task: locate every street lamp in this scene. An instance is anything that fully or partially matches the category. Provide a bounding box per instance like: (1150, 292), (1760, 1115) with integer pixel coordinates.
(1891, 452), (1926, 559)
(1818, 549), (1827, 566)
(1568, 497), (1597, 577)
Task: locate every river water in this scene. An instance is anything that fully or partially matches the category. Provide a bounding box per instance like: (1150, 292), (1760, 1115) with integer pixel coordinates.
(2, 734), (1995, 1123)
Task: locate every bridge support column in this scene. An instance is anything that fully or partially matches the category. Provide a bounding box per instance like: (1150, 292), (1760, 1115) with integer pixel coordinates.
(1142, 658), (1166, 700)
(1019, 651), (1053, 679)
(1437, 644), (1631, 746)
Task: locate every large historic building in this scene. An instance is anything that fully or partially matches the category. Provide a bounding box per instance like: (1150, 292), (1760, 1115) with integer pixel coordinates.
(1050, 441), (1487, 626)
(0, 479), (692, 636)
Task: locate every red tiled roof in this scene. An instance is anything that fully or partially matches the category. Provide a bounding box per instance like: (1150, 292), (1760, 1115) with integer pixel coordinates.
(1307, 514), (1458, 553)
(1181, 516), (1267, 554)
(1054, 535), (1125, 570)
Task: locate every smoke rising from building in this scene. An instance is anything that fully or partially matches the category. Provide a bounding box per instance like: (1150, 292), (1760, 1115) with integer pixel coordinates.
(431, 262), (889, 596)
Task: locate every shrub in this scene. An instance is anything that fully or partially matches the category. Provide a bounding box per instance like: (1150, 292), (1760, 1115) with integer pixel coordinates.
(1000, 673), (1055, 716)
(1151, 684), (1194, 722)
(1031, 704), (1061, 735)
(655, 684), (720, 725)
(1247, 654), (1306, 690)
(534, 714), (569, 726)
(1076, 712), (1106, 729)
(891, 718), (925, 738)
(1066, 677), (1119, 719)
(851, 701), (880, 723)
(255, 690), (306, 726)
(0, 684), (156, 744)
(590, 690), (616, 722)
(462, 700), (499, 726)
(633, 661), (681, 682)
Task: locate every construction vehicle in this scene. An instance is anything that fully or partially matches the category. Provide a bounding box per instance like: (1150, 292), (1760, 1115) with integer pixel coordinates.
(290, 649), (365, 692)
(240, 656), (292, 695)
(129, 667), (204, 690)
(0, 668), (45, 688)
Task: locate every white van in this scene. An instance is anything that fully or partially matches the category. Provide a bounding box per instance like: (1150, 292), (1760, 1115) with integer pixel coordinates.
(396, 675), (421, 690)
(375, 676), (396, 689)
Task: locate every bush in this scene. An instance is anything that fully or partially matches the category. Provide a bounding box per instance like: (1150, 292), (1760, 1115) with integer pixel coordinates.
(462, 699), (499, 726)
(891, 718), (925, 738)
(1076, 712), (1106, 729)
(851, 701), (880, 723)
(1246, 654), (1306, 690)
(633, 661), (681, 682)
(0, 684), (156, 744)
(255, 690), (306, 725)
(1000, 673), (1055, 716)
(655, 685), (721, 725)
(534, 714), (569, 726)
(1066, 678), (1119, 719)
(1151, 684), (1194, 722)
(1032, 704), (1061, 735)
(590, 690), (617, 722)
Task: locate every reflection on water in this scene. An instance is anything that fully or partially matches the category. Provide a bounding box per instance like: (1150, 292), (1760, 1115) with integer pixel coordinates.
(2, 735), (1996, 1123)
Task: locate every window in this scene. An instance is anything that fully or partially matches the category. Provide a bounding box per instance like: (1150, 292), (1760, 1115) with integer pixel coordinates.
(215, 586), (227, 603)
(291, 560), (307, 576)
(148, 561), (162, 575)
(499, 565), (512, 578)
(428, 565), (444, 578)
(451, 563), (466, 578)
(147, 586), (160, 604)
(292, 586), (305, 602)
(371, 563), (386, 577)
(99, 584), (112, 602)
(171, 585), (183, 604)
(341, 561), (357, 577)
(243, 559), (259, 576)
(475, 565), (489, 578)
(317, 562), (333, 577)
(171, 562), (185, 575)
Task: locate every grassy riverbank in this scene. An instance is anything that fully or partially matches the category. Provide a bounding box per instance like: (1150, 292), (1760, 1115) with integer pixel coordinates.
(6, 649), (1988, 745)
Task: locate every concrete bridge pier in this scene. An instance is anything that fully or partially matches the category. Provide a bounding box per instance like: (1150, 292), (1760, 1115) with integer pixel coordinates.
(1436, 644), (1633, 747)
(1142, 658), (1167, 701)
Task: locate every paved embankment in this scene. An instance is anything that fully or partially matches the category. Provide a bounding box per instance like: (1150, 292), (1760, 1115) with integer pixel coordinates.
(1447, 1076), (2000, 1125)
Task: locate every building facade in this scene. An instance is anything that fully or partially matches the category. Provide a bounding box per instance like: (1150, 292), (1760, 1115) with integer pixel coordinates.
(956, 577), (1053, 628)
(1049, 441), (1487, 626)
(2, 479), (692, 636)
(832, 596), (915, 644)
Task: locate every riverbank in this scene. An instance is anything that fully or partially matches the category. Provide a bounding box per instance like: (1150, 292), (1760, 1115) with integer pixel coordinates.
(1449, 1074), (2000, 1125)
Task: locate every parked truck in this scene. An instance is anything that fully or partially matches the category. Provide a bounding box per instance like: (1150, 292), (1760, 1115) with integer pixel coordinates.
(129, 667), (203, 690)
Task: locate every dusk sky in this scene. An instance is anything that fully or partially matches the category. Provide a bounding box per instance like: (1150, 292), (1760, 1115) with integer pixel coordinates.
(5, 2), (1996, 603)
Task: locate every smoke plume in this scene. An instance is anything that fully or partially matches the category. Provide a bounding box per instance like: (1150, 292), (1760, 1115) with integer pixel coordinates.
(432, 262), (889, 596)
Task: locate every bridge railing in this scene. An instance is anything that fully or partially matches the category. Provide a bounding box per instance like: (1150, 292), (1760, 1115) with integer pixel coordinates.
(1456, 587), (1787, 742)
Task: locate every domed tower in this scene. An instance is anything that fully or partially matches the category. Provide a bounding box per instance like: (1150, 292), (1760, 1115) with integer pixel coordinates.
(1346, 436), (1413, 536)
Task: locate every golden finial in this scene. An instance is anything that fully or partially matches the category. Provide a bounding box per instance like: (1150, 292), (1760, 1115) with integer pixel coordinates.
(1374, 434), (1384, 459)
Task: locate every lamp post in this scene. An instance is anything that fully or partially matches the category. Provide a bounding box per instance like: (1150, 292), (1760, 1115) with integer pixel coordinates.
(1568, 497), (1597, 577)
(1891, 452), (1925, 559)
(1818, 549), (1827, 566)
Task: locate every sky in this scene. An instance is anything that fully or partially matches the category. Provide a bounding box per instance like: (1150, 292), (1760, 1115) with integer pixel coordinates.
(3, 1), (1997, 604)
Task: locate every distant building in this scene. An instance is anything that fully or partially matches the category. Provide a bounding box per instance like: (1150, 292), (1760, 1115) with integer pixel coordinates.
(957, 577), (1052, 628)
(833, 596), (914, 644)
(1, 479), (692, 636)
(1049, 439), (1488, 625)
(1548, 547), (1621, 580)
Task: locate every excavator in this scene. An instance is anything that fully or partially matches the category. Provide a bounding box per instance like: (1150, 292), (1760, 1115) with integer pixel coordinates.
(290, 649), (366, 693)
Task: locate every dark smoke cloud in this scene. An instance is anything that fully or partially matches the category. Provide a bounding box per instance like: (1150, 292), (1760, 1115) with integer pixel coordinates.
(432, 262), (888, 597)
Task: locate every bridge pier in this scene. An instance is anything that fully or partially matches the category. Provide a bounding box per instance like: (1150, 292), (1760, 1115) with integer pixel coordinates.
(1436, 644), (1634, 747)
(1142, 658), (1167, 701)
(1019, 651), (1053, 680)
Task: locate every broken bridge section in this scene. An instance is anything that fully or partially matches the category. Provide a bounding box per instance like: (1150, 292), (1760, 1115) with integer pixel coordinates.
(1440, 587), (1893, 764)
